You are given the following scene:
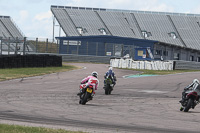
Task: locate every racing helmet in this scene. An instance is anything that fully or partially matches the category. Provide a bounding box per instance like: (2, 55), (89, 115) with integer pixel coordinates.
(193, 79), (199, 84)
(109, 67), (113, 70)
(91, 71), (98, 78)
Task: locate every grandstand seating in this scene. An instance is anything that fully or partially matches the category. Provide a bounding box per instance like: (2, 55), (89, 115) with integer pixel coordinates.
(170, 16), (200, 50)
(0, 16), (23, 39)
(65, 9), (111, 36)
(97, 11), (137, 38)
(51, 8), (80, 36)
(51, 6), (200, 51)
(134, 13), (184, 47)
(0, 16), (36, 55)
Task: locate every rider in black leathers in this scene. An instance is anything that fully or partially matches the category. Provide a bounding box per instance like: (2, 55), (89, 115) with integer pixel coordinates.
(179, 79), (200, 103)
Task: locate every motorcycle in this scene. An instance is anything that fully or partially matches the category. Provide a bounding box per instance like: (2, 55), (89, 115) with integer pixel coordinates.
(79, 84), (94, 105)
(180, 86), (200, 112)
(104, 75), (114, 95)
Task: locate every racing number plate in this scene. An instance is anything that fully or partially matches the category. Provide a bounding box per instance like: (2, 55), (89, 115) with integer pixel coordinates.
(86, 88), (92, 93)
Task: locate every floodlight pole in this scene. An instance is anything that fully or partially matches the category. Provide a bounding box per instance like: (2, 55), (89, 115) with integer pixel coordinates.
(52, 16), (55, 42)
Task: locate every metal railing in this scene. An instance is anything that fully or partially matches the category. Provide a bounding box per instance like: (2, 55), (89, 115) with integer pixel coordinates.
(0, 37), (59, 55)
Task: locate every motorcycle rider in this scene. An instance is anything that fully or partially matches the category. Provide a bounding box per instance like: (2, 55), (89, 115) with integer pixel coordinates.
(179, 79), (200, 103)
(77, 71), (99, 99)
(104, 67), (117, 88)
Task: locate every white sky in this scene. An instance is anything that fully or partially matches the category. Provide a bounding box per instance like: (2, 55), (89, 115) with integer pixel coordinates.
(0, 0), (200, 40)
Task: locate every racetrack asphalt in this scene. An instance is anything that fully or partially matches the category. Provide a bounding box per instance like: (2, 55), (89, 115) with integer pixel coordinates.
(0, 63), (200, 133)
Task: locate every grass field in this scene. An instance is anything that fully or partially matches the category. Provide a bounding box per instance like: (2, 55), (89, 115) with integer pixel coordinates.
(0, 124), (86, 133)
(0, 64), (80, 81)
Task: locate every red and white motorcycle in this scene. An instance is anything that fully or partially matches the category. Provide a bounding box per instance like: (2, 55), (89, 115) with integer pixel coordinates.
(79, 84), (94, 105)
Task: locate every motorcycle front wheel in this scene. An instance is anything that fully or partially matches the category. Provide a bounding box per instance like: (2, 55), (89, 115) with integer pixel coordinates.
(184, 98), (193, 112)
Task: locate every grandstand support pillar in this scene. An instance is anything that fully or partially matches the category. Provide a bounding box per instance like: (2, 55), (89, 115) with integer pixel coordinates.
(46, 38), (48, 53)
(77, 42), (79, 55)
(8, 37), (10, 55)
(15, 37), (18, 55)
(67, 40), (69, 54)
(86, 42), (89, 55)
(96, 42), (98, 56)
(113, 44), (115, 56)
(121, 44), (124, 57)
(57, 39), (59, 54)
(36, 38), (38, 53)
(105, 43), (107, 56)
(23, 37), (26, 55)
(0, 37), (2, 55)
(171, 47), (174, 60)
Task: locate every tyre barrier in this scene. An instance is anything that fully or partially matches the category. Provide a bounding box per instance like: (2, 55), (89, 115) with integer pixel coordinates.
(0, 54), (62, 68)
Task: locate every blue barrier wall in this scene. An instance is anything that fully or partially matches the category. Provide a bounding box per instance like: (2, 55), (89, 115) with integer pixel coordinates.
(56, 36), (157, 58)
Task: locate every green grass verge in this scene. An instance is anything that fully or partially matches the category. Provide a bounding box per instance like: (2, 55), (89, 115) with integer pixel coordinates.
(0, 124), (86, 133)
(0, 64), (80, 81)
(123, 68), (200, 75)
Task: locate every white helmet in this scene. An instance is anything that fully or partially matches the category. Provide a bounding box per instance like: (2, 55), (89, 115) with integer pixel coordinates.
(109, 67), (113, 70)
(193, 79), (199, 84)
(91, 71), (98, 78)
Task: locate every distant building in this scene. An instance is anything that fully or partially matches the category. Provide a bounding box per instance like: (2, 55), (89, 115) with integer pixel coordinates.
(51, 5), (200, 61)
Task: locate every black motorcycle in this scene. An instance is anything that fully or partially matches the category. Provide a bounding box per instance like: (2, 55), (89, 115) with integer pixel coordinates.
(180, 85), (200, 112)
(104, 75), (114, 95)
(79, 84), (94, 105)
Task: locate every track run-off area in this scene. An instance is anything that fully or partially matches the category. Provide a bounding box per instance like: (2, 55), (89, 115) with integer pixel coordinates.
(0, 63), (200, 133)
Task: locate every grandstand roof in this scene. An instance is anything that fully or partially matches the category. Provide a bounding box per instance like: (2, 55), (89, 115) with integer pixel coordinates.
(51, 5), (200, 51)
(0, 15), (24, 39)
(51, 5), (200, 17)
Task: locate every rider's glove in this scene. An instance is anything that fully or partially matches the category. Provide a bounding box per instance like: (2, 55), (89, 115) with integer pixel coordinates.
(184, 87), (188, 90)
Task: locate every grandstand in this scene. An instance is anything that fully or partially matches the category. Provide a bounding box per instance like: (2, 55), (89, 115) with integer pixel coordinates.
(0, 16), (23, 39)
(51, 5), (200, 61)
(0, 15), (35, 55)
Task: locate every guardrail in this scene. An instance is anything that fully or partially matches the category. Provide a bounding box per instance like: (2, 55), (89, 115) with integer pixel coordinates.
(174, 60), (200, 70)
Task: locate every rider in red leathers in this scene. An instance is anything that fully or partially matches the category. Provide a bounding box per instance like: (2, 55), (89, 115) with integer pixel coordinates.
(77, 71), (99, 98)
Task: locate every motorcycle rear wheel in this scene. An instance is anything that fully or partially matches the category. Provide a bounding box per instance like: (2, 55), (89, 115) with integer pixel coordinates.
(184, 98), (193, 112)
(82, 92), (90, 105)
(108, 87), (112, 94)
(105, 85), (109, 95)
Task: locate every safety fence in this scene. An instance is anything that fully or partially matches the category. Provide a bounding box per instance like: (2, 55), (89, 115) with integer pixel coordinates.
(0, 37), (59, 55)
(110, 58), (174, 70)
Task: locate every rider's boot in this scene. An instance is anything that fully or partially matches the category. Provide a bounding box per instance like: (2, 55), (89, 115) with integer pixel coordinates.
(179, 98), (185, 103)
(77, 90), (83, 96)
